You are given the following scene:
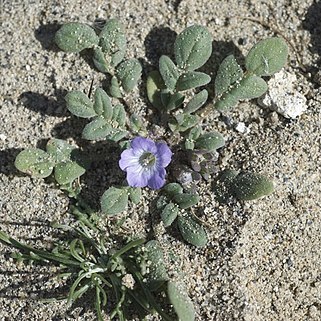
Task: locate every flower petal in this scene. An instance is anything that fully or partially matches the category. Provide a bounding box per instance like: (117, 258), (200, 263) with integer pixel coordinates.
(131, 136), (157, 155)
(147, 167), (166, 189)
(126, 165), (149, 187)
(155, 142), (173, 167)
(119, 149), (139, 170)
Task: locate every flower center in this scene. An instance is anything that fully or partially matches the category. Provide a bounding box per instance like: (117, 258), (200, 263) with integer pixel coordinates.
(139, 152), (156, 168)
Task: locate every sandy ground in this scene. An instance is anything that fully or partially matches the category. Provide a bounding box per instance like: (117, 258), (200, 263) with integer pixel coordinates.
(1, 0), (321, 320)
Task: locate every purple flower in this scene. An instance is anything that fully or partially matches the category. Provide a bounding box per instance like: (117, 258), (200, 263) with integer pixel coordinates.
(119, 136), (172, 189)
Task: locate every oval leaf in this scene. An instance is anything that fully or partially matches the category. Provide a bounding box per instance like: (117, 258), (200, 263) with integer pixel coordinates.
(215, 55), (243, 97)
(46, 139), (75, 163)
(15, 149), (54, 178)
(94, 88), (112, 119)
(163, 183), (183, 197)
(99, 19), (126, 67)
(55, 22), (99, 53)
(176, 71), (211, 91)
(54, 161), (86, 185)
(147, 71), (166, 110)
(184, 89), (208, 114)
(128, 187), (141, 204)
(174, 25), (212, 71)
(144, 241), (169, 291)
(82, 117), (113, 140)
(159, 55), (180, 91)
(93, 47), (110, 73)
(101, 187), (129, 216)
(174, 193), (199, 209)
(161, 91), (185, 111)
(169, 114), (199, 132)
(231, 172), (274, 200)
(109, 76), (122, 98)
(232, 75), (268, 100)
(65, 91), (96, 118)
(245, 37), (288, 76)
(195, 132), (225, 151)
(168, 282), (195, 321)
(116, 59), (142, 93)
(161, 202), (179, 227)
(177, 215), (207, 247)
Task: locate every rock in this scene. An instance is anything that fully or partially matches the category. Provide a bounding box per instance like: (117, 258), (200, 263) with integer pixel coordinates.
(258, 70), (307, 119)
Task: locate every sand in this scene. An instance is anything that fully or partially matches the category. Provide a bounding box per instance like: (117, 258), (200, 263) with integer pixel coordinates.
(1, 0), (321, 320)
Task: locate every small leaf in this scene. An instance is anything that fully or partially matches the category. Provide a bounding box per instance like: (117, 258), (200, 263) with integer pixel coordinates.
(213, 169), (238, 203)
(167, 282), (195, 321)
(176, 71), (211, 91)
(65, 91), (96, 118)
(159, 55), (180, 91)
(163, 183), (183, 197)
(245, 37), (288, 76)
(101, 186), (129, 215)
(99, 19), (126, 67)
(184, 89), (208, 114)
(161, 202), (179, 227)
(116, 59), (142, 92)
(129, 114), (144, 133)
(169, 114), (199, 132)
(231, 172), (274, 200)
(82, 117), (113, 140)
(128, 187), (141, 204)
(109, 76), (122, 98)
(215, 55), (243, 97)
(144, 241), (169, 291)
(112, 104), (126, 128)
(174, 193), (199, 209)
(185, 126), (202, 150)
(92, 47), (110, 73)
(55, 22), (99, 53)
(46, 139), (75, 163)
(15, 149), (54, 178)
(146, 71), (166, 110)
(93, 88), (112, 119)
(174, 25), (212, 71)
(214, 93), (238, 111)
(54, 161), (86, 185)
(108, 129), (128, 142)
(156, 195), (169, 211)
(161, 91), (185, 111)
(195, 132), (225, 151)
(177, 215), (207, 247)
(232, 75), (268, 100)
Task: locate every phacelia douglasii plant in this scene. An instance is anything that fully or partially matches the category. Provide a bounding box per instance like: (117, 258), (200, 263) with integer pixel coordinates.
(0, 18), (288, 321)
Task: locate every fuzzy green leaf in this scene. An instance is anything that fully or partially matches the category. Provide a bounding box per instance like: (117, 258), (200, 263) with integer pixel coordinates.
(184, 89), (208, 114)
(195, 132), (225, 151)
(15, 149), (54, 178)
(215, 55), (243, 97)
(174, 25), (212, 71)
(146, 71), (166, 110)
(169, 114), (199, 132)
(109, 76), (122, 98)
(129, 114), (143, 133)
(176, 71), (211, 91)
(163, 183), (183, 197)
(128, 187), (141, 204)
(116, 59), (142, 93)
(161, 91), (185, 111)
(82, 117), (113, 140)
(214, 169), (238, 203)
(55, 22), (99, 53)
(168, 281), (195, 321)
(93, 47), (110, 73)
(107, 129), (128, 142)
(112, 104), (126, 128)
(54, 161), (86, 185)
(232, 75), (268, 100)
(65, 91), (96, 118)
(99, 19), (126, 67)
(159, 55), (180, 91)
(245, 37), (288, 76)
(161, 202), (179, 227)
(214, 94), (238, 111)
(93, 88), (113, 119)
(177, 215), (207, 247)
(144, 241), (169, 291)
(174, 193), (199, 209)
(46, 139), (75, 163)
(231, 172), (274, 200)
(101, 186), (128, 216)
(185, 126), (202, 150)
